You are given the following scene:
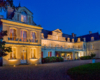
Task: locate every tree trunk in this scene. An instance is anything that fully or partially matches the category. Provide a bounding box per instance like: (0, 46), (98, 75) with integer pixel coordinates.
(0, 57), (3, 66)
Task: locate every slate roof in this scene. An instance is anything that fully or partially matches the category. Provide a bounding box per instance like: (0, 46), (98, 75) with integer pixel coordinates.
(76, 32), (100, 42)
(42, 29), (73, 40)
(42, 29), (100, 42)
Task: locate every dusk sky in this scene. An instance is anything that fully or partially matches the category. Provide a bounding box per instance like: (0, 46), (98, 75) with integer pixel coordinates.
(14, 0), (100, 36)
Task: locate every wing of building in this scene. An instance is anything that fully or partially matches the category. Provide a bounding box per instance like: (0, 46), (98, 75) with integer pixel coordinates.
(0, 0), (100, 66)
(0, 0), (43, 65)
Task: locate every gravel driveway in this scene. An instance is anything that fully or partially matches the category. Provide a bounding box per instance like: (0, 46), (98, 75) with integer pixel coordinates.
(0, 60), (100, 80)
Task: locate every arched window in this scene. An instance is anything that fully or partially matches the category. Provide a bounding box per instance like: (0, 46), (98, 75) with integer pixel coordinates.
(31, 48), (36, 59)
(21, 11), (27, 22)
(10, 47), (16, 59)
(21, 30), (27, 42)
(10, 28), (16, 40)
(31, 32), (36, 42)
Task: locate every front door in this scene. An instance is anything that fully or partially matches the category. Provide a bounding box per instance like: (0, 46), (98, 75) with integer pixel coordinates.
(21, 48), (27, 64)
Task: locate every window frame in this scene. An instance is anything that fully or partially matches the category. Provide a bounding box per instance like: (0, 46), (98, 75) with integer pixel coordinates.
(10, 47), (17, 59)
(30, 48), (37, 59)
(30, 31), (37, 42)
(20, 29), (27, 42)
(9, 28), (17, 40)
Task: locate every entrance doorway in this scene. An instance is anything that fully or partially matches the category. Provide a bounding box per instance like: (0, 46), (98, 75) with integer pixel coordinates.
(21, 47), (27, 64)
(66, 53), (72, 60)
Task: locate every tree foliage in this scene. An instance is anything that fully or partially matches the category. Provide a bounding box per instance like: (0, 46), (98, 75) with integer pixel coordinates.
(0, 31), (12, 57)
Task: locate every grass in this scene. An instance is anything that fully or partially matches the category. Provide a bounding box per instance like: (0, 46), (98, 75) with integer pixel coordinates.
(67, 63), (100, 80)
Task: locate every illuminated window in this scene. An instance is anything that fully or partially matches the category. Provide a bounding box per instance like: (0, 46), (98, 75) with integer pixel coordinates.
(84, 38), (86, 42)
(78, 45), (81, 48)
(21, 11), (27, 22)
(21, 30), (27, 42)
(10, 47), (16, 59)
(31, 32), (36, 42)
(91, 37), (94, 41)
(67, 38), (70, 42)
(31, 48), (36, 58)
(91, 44), (94, 49)
(48, 52), (52, 57)
(61, 53), (65, 57)
(77, 38), (80, 42)
(68, 45), (70, 48)
(10, 29), (16, 40)
(72, 39), (74, 42)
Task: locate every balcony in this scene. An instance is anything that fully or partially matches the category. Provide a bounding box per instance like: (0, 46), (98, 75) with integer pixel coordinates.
(42, 46), (86, 51)
(8, 37), (18, 41)
(8, 37), (38, 43)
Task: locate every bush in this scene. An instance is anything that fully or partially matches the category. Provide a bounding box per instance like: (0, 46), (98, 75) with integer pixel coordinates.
(80, 56), (92, 60)
(42, 57), (64, 63)
(91, 53), (96, 58)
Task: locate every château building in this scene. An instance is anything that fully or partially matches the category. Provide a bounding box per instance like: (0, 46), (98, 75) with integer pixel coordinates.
(0, 0), (100, 65)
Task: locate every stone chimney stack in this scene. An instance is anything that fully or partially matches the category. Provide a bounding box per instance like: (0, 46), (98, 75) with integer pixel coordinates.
(0, 15), (4, 19)
(89, 31), (92, 34)
(72, 33), (74, 37)
(74, 34), (76, 37)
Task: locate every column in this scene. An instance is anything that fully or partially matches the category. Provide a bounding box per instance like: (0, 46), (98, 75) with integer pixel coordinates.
(72, 52), (75, 60)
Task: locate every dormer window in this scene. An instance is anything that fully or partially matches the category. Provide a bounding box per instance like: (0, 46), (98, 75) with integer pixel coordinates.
(72, 39), (74, 42)
(91, 37), (94, 41)
(67, 38), (70, 42)
(77, 38), (80, 42)
(83, 38), (86, 42)
(21, 11), (27, 22)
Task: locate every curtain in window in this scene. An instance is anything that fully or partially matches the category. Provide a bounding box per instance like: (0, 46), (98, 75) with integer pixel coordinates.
(10, 29), (16, 40)
(10, 48), (16, 59)
(31, 32), (36, 42)
(21, 12), (27, 22)
(21, 30), (27, 41)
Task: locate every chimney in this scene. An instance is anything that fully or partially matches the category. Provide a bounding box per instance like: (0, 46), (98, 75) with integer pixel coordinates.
(0, 15), (4, 19)
(74, 34), (76, 37)
(72, 33), (74, 37)
(89, 31), (92, 34)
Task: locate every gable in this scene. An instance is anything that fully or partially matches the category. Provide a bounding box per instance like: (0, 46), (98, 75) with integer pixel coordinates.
(53, 29), (62, 33)
(17, 7), (33, 15)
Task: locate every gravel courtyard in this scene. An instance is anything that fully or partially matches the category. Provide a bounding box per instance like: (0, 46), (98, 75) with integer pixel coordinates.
(0, 60), (100, 80)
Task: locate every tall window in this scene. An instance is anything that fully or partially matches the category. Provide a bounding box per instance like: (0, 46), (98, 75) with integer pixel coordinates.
(21, 30), (27, 42)
(21, 11), (27, 22)
(48, 52), (52, 57)
(10, 29), (16, 40)
(31, 48), (36, 58)
(10, 47), (16, 59)
(31, 32), (36, 42)
(91, 44), (94, 49)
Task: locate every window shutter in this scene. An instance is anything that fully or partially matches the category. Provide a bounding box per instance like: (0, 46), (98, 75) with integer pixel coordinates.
(41, 52), (43, 58)
(50, 52), (52, 57)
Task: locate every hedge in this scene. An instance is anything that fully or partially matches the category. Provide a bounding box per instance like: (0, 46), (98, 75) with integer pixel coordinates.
(80, 54), (96, 60)
(42, 57), (64, 63)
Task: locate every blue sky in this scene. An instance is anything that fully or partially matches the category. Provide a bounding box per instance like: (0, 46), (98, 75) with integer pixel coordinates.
(14, 0), (100, 36)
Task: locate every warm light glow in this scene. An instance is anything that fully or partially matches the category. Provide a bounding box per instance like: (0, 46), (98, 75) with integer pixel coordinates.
(1, 19), (43, 29)
(8, 59), (17, 61)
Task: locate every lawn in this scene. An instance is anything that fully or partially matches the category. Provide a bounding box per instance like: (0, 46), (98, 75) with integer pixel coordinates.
(67, 62), (100, 80)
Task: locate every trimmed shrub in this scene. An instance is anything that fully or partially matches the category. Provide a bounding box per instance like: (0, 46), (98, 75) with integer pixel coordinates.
(80, 54), (96, 60)
(80, 56), (92, 60)
(42, 57), (64, 63)
(91, 53), (96, 58)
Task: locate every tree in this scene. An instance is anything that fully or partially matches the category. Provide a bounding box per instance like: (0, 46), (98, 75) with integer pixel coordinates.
(0, 30), (12, 66)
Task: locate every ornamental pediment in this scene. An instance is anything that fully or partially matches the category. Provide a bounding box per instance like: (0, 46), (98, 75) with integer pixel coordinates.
(53, 29), (62, 33)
